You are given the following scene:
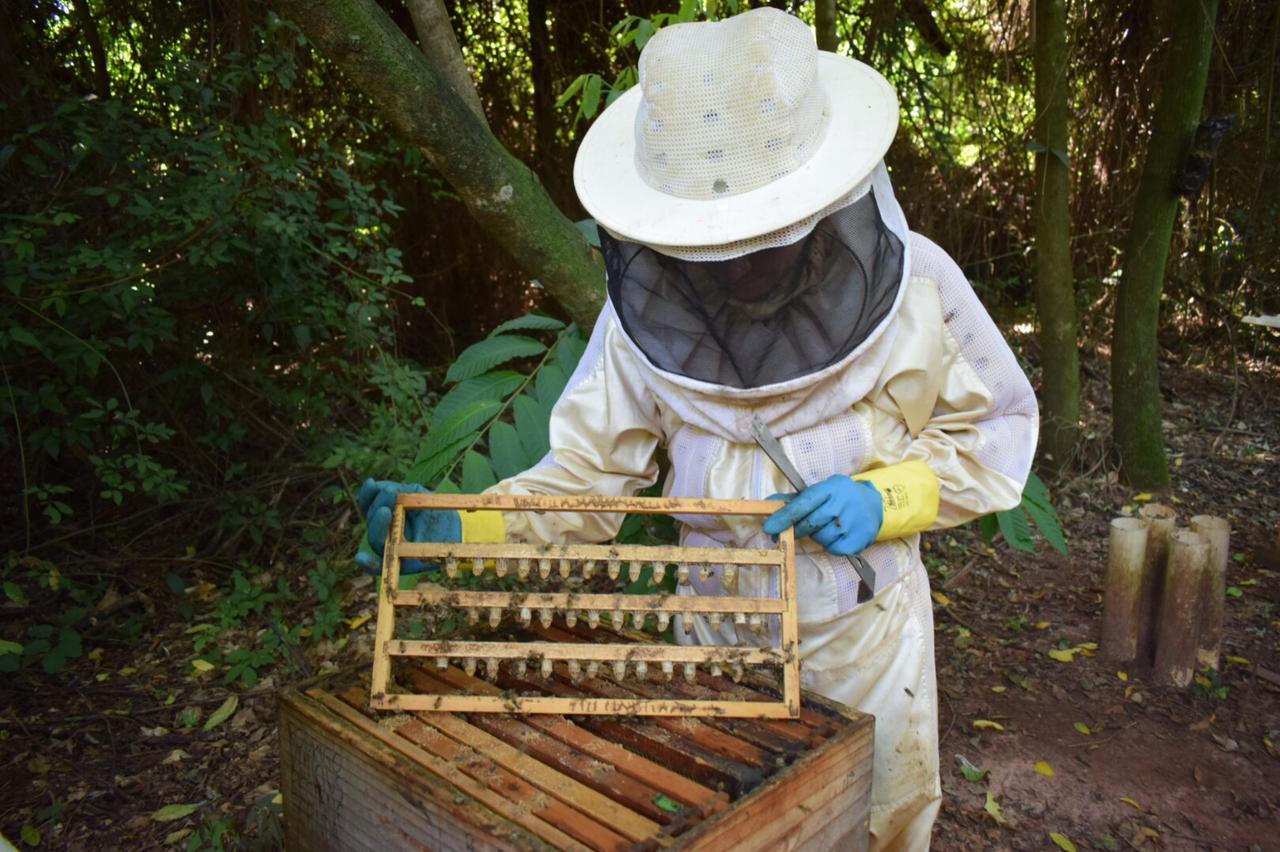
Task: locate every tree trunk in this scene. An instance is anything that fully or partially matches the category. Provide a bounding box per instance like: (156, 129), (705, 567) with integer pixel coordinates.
(902, 0), (950, 56)
(815, 0), (838, 52)
(404, 0), (487, 127)
(1110, 0), (1218, 489)
(273, 0), (604, 329)
(1031, 0), (1079, 472)
(71, 0), (110, 99)
(527, 0), (566, 205)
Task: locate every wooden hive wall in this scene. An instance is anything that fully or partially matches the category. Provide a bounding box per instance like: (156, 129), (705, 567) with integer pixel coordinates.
(279, 662), (873, 851)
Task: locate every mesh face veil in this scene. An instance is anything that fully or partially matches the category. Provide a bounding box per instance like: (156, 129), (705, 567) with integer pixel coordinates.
(603, 170), (907, 390)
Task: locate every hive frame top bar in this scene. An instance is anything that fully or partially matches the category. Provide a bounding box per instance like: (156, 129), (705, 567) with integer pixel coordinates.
(398, 492), (783, 516)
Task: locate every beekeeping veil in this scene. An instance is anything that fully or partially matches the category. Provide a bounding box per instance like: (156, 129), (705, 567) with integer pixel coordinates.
(573, 7), (911, 390)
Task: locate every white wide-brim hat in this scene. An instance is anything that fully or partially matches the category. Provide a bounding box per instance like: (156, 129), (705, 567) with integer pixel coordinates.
(574, 8), (898, 252)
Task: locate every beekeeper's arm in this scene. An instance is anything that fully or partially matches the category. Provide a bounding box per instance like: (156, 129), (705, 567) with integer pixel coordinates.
(459, 305), (664, 546)
(765, 236), (1038, 551)
(859, 235), (1038, 534)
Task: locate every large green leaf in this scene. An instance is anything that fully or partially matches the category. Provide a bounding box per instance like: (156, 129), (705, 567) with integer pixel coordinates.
(995, 506), (1036, 554)
(445, 336), (546, 384)
(978, 513), (1000, 543)
(430, 371), (523, 431)
(461, 451), (497, 493)
(489, 314), (565, 336)
(1022, 492), (1068, 556)
(535, 363), (569, 410)
(1020, 471), (1054, 513)
(488, 421), (530, 480)
(406, 435), (473, 487)
(513, 393), (551, 461)
(554, 330), (587, 374)
(416, 398), (501, 465)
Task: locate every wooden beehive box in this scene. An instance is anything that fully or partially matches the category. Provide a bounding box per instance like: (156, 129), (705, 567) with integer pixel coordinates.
(279, 657), (873, 851)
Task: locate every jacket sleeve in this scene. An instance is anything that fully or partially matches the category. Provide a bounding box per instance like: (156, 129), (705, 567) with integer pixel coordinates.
(476, 303), (664, 544)
(865, 234), (1039, 529)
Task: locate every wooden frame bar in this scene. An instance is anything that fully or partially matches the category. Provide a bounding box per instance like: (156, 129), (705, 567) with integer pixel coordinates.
(370, 494), (801, 718)
(390, 641), (787, 665)
(397, 493), (783, 516)
(373, 694), (802, 717)
(394, 590), (788, 614)
(398, 540), (782, 565)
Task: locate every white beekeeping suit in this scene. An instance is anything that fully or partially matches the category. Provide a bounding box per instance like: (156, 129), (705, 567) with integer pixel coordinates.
(457, 9), (1038, 850)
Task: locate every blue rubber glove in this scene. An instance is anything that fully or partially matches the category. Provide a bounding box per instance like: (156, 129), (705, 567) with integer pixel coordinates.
(355, 479), (461, 575)
(762, 475), (884, 557)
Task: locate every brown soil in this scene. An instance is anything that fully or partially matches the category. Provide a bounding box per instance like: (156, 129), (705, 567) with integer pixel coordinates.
(932, 351), (1280, 852)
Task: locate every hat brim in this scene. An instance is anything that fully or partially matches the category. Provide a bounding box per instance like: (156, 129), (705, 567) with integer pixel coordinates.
(573, 53), (898, 248)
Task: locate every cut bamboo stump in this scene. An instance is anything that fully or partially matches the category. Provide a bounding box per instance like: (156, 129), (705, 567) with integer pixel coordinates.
(279, 658), (874, 851)
(1190, 515), (1230, 671)
(1153, 530), (1210, 687)
(1136, 503), (1177, 664)
(1101, 517), (1150, 662)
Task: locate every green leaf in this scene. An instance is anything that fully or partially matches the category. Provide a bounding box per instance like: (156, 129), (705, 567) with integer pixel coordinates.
(996, 506), (1035, 553)
(417, 399), (502, 467)
(556, 73), (588, 108)
(513, 393), (550, 461)
(429, 371), (524, 437)
(203, 694), (239, 731)
(445, 336), (546, 384)
(461, 451), (497, 493)
(1049, 832), (1077, 852)
(21, 822), (40, 846)
(535, 363), (569, 410)
(9, 327), (41, 349)
(553, 331), (587, 374)
(409, 435), (477, 487)
(56, 627), (81, 659)
(653, 793), (683, 813)
(151, 802), (202, 822)
(3, 581), (26, 604)
(634, 18), (656, 50)
(956, 754), (988, 783)
(984, 789), (1007, 825)
(1022, 491), (1068, 555)
(977, 513), (999, 544)
(1020, 470), (1052, 510)
(582, 74), (602, 119)
(0, 640), (23, 656)
(489, 314), (564, 336)
(488, 421), (531, 480)
(41, 648), (66, 674)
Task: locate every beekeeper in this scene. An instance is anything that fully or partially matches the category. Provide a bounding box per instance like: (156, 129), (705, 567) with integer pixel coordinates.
(358, 8), (1037, 849)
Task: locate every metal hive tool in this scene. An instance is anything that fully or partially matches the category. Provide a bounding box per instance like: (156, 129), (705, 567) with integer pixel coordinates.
(368, 493), (801, 718)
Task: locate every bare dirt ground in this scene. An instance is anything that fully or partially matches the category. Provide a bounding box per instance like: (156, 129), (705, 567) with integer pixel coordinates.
(932, 350), (1280, 852)
(1, 346), (1276, 850)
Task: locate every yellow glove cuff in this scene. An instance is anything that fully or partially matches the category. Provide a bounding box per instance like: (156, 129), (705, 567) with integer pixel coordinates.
(853, 460), (940, 541)
(459, 510), (506, 544)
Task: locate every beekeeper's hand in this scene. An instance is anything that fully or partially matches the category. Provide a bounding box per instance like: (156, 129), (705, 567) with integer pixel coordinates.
(763, 475), (884, 557)
(355, 479), (460, 575)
